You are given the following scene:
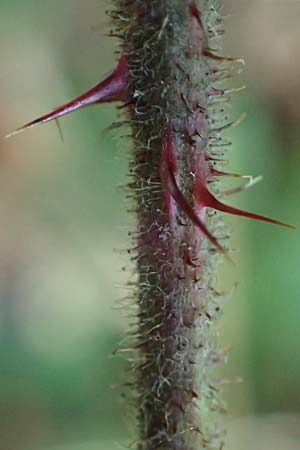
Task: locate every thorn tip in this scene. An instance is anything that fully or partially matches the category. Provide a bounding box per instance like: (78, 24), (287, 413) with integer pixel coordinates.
(7, 55), (128, 138)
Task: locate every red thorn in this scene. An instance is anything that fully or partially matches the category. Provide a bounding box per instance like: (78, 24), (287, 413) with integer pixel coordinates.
(161, 128), (230, 259)
(189, 1), (204, 30)
(6, 55), (128, 138)
(195, 178), (295, 230)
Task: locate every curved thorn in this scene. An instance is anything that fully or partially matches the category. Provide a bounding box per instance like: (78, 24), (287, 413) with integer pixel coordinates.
(167, 166), (232, 260)
(198, 185), (295, 230)
(189, 1), (204, 30)
(161, 130), (232, 262)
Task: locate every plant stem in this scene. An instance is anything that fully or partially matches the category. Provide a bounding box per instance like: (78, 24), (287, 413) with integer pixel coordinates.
(6, 1), (294, 448)
(113, 1), (228, 449)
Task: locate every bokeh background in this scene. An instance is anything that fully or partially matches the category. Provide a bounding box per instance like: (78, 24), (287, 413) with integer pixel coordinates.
(1, 1), (300, 449)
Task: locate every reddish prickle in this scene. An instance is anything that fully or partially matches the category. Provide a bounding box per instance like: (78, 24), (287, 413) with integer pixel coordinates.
(6, 55), (128, 137)
(195, 155), (294, 230)
(161, 127), (230, 257)
(189, 0), (204, 30)
(5, 2), (295, 449)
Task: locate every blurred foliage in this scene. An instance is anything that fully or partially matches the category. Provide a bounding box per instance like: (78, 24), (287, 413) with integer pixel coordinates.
(0, 1), (300, 450)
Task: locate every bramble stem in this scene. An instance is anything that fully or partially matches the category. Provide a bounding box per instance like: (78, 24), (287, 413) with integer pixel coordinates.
(113, 1), (228, 449)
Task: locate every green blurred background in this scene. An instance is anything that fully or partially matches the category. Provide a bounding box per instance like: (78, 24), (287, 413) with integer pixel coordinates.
(0, 1), (300, 449)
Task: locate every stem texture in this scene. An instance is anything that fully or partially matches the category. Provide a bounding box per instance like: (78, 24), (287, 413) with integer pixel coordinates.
(112, 1), (228, 449)
(6, 2), (294, 449)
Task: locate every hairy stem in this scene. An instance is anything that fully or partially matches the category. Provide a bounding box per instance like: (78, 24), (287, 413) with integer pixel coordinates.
(8, 1), (293, 449)
(114, 1), (228, 449)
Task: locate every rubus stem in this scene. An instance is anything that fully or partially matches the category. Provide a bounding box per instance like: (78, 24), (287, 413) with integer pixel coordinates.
(112, 1), (291, 448)
(7, 1), (294, 449)
(115, 1), (230, 449)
